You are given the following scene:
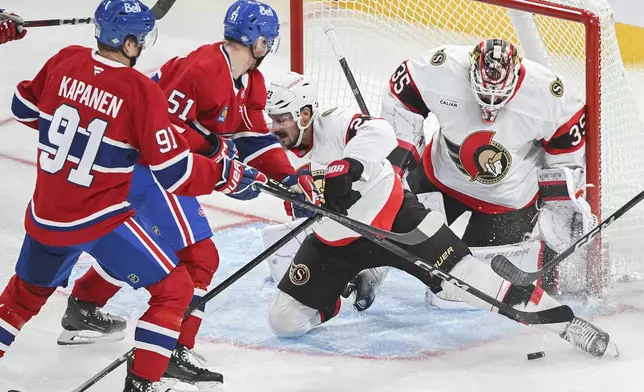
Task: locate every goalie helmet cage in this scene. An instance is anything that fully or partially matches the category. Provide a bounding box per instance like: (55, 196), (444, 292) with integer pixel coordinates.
(287, 0), (644, 294)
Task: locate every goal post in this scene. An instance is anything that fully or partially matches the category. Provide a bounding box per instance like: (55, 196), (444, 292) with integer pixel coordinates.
(287, 0), (644, 293)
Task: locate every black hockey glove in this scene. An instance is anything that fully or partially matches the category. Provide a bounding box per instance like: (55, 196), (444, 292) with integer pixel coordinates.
(323, 157), (364, 215)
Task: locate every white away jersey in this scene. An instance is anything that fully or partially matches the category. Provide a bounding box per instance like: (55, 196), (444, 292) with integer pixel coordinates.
(382, 45), (586, 212)
(287, 107), (401, 245)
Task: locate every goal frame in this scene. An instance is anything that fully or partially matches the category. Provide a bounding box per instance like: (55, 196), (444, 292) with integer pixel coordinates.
(289, 0), (604, 292)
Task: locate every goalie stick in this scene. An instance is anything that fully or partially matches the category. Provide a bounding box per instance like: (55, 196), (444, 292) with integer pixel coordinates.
(69, 215), (318, 392)
(23, 0), (177, 27)
(491, 189), (644, 286)
(256, 180), (574, 325)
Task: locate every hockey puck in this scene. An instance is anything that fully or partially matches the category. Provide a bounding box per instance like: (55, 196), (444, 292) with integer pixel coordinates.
(527, 351), (546, 360)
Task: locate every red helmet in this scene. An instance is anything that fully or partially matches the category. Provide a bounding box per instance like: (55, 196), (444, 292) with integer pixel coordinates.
(469, 39), (522, 123)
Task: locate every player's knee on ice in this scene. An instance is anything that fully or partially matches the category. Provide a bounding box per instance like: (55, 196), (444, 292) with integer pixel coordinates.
(268, 291), (321, 338)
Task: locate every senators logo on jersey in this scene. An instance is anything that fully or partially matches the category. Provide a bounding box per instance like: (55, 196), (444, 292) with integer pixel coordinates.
(443, 131), (512, 184)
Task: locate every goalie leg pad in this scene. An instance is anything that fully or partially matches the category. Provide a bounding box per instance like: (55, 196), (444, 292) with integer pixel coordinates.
(392, 224), (472, 293)
(440, 255), (572, 333)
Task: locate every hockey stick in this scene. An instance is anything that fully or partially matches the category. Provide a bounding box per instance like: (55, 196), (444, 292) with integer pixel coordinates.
(323, 25), (370, 115)
(256, 180), (574, 325)
(23, 0), (177, 27)
(324, 25), (421, 175)
(491, 189), (644, 286)
(70, 214), (318, 392)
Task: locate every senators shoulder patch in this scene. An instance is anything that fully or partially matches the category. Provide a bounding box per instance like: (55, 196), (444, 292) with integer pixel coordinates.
(321, 107), (339, 117)
(549, 78), (564, 98)
(430, 49), (447, 66)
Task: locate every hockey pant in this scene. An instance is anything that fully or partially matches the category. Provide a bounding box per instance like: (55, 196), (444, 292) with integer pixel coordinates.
(71, 164), (218, 349)
(0, 215), (193, 382)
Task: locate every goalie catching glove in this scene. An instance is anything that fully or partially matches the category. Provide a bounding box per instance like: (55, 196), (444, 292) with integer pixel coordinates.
(536, 167), (598, 252)
(323, 158), (364, 215)
(281, 170), (321, 218)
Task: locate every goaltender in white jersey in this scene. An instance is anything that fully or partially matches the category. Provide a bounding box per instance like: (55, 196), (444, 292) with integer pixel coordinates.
(261, 71), (615, 358)
(382, 39), (596, 295)
(383, 41), (585, 210)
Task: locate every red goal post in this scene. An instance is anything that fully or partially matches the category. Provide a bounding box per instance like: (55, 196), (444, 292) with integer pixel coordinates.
(284, 0), (644, 293)
(289, 0), (601, 221)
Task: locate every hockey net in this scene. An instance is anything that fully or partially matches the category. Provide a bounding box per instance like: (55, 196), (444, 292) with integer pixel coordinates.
(288, 0), (644, 293)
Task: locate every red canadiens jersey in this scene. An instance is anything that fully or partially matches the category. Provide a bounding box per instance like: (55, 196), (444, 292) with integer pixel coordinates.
(11, 46), (224, 246)
(155, 42), (294, 181)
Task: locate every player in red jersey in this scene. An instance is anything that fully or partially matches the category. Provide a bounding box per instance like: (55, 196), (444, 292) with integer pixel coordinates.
(3, 1), (265, 391)
(56, 1), (319, 389)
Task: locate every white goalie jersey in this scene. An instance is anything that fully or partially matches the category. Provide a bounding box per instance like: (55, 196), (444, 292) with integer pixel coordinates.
(381, 45), (586, 213)
(287, 107), (400, 245)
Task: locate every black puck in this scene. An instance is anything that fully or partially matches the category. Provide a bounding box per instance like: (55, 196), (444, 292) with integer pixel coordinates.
(527, 351), (546, 360)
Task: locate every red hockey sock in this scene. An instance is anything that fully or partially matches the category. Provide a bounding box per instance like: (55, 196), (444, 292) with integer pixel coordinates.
(71, 262), (122, 307)
(175, 239), (219, 350)
(132, 265), (192, 382)
(0, 275), (55, 357)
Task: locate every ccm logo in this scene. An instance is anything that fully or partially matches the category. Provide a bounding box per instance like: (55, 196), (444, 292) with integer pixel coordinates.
(414, 260), (471, 291)
(574, 215), (616, 249)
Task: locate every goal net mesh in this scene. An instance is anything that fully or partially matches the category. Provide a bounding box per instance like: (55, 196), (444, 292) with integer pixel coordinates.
(298, 0), (644, 290)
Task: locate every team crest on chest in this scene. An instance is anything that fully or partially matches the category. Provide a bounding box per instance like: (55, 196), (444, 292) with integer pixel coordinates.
(443, 131), (512, 184)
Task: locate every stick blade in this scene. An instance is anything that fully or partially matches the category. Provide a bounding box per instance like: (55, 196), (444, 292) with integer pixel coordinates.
(491, 255), (536, 286)
(151, 0), (177, 19)
(532, 305), (575, 324)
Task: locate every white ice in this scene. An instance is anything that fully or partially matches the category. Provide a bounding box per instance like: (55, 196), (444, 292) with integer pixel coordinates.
(1, 1), (644, 391)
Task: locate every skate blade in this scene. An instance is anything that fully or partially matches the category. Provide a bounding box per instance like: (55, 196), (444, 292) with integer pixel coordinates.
(57, 329), (125, 346)
(604, 341), (620, 358)
(158, 378), (224, 392)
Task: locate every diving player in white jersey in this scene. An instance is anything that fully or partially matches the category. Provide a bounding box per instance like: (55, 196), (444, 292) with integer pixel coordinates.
(261, 72), (614, 358)
(381, 39), (597, 299)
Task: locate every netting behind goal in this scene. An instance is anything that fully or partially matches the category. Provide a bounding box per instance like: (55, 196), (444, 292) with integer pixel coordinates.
(290, 0), (644, 292)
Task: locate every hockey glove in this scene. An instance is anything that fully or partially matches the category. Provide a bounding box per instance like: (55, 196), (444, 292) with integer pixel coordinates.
(206, 135), (238, 161)
(536, 167), (598, 252)
(323, 158), (364, 215)
(280, 170), (321, 219)
(214, 157), (267, 200)
(0, 10), (26, 44)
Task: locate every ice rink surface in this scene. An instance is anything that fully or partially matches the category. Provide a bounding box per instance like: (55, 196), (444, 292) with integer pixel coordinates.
(1, 1), (644, 391)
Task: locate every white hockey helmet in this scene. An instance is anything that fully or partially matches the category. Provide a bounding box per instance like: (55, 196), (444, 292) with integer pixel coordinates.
(469, 39), (522, 123)
(266, 72), (319, 147)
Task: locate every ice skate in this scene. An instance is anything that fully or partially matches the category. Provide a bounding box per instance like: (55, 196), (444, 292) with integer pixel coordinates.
(158, 344), (224, 391)
(123, 373), (159, 392)
(342, 267), (389, 312)
(57, 295), (127, 345)
(560, 317), (618, 357)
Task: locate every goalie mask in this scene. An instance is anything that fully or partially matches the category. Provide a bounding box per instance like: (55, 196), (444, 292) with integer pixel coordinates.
(266, 72), (319, 148)
(469, 39), (522, 123)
